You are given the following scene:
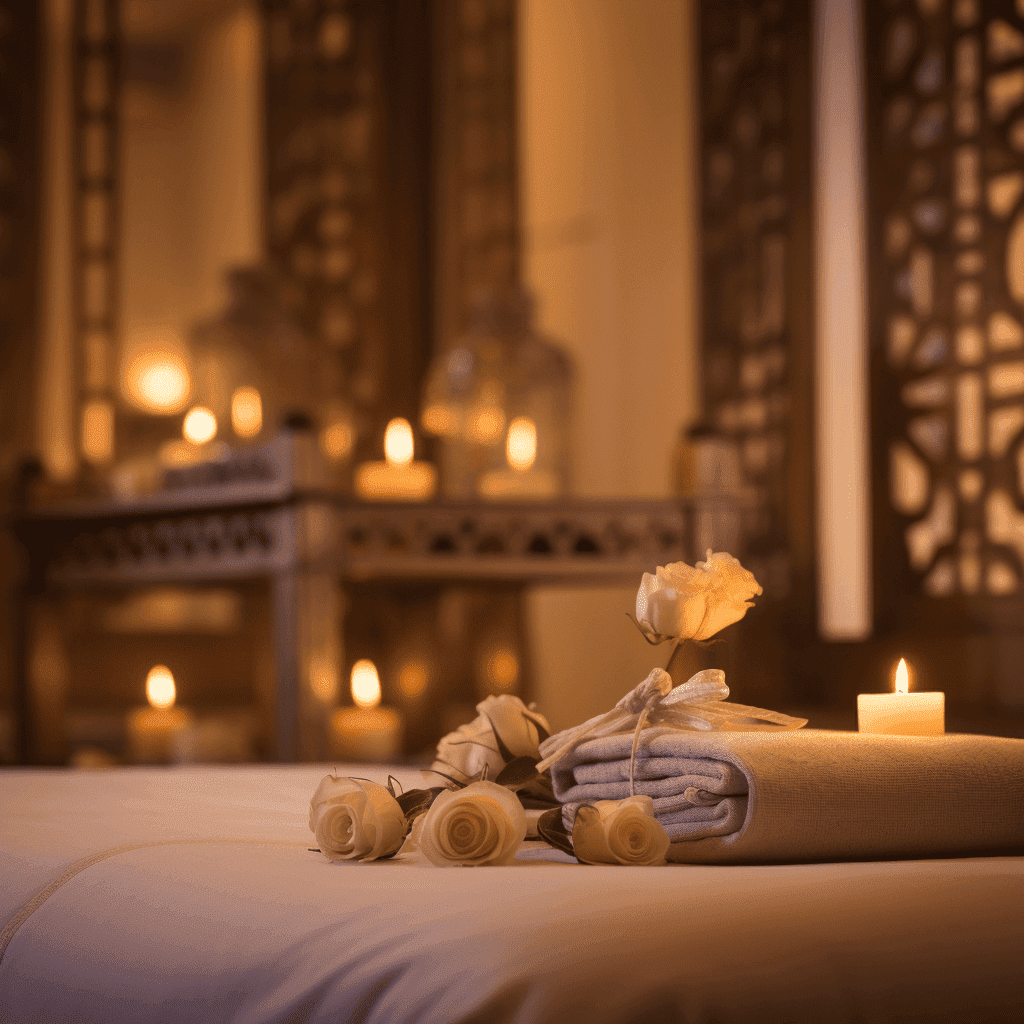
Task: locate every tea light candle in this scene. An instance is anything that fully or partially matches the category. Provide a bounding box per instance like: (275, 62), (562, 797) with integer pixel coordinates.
(356, 418), (437, 501)
(478, 416), (559, 499)
(857, 658), (945, 736)
(329, 659), (404, 762)
(126, 665), (194, 764)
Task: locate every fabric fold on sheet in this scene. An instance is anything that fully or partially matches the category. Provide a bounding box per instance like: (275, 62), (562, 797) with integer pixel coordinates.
(549, 728), (1024, 863)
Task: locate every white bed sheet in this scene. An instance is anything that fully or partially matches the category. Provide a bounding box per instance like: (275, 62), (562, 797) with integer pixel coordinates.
(2, 765), (1022, 1024)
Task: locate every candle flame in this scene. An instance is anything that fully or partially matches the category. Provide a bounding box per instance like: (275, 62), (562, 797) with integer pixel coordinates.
(351, 659), (382, 709)
(146, 665), (176, 709)
(506, 416), (537, 471)
(231, 387), (262, 438)
(130, 350), (191, 413)
(183, 406), (217, 445)
(894, 658), (909, 694)
(384, 418), (414, 467)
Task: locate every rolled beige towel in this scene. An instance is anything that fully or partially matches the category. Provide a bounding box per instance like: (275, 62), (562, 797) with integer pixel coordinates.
(548, 728), (1024, 863)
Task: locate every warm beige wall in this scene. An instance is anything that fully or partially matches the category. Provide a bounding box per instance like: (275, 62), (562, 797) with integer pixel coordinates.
(519, 0), (700, 730)
(120, 3), (262, 393)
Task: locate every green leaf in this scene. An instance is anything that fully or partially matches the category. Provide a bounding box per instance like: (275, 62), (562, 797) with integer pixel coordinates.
(494, 756), (540, 787)
(396, 786), (444, 824)
(387, 775), (403, 798)
(537, 807), (576, 860)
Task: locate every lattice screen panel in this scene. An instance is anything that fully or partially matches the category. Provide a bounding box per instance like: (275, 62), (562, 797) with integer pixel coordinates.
(867, 0), (1024, 618)
(698, 0), (814, 601)
(73, 0), (121, 471)
(436, 0), (520, 344)
(262, 0), (385, 426)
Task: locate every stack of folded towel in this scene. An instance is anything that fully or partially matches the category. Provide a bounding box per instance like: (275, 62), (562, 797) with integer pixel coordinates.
(544, 727), (1024, 863)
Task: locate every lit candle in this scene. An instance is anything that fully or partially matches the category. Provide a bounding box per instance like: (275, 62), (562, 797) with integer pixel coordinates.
(329, 660), (404, 762)
(355, 418), (437, 501)
(126, 666), (194, 764)
(857, 658), (945, 736)
(477, 416), (559, 499)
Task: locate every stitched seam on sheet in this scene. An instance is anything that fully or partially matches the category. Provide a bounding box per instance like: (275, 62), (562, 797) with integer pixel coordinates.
(0, 838), (306, 967)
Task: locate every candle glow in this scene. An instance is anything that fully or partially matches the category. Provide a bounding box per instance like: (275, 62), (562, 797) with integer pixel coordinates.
(128, 350), (190, 413)
(506, 416), (538, 471)
(231, 387), (262, 438)
(183, 406), (217, 444)
(384, 418), (414, 467)
(146, 665), (176, 709)
(350, 659), (382, 709)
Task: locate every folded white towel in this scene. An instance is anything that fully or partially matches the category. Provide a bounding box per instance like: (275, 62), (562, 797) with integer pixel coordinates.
(548, 728), (1024, 863)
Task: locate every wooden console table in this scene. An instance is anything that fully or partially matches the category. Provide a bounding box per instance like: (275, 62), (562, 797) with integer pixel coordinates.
(12, 435), (740, 763)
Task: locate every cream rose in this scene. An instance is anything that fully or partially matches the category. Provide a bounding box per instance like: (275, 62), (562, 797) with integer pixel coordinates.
(432, 694), (550, 781)
(571, 795), (671, 866)
(412, 781), (526, 866)
(635, 550), (762, 642)
(308, 775), (406, 862)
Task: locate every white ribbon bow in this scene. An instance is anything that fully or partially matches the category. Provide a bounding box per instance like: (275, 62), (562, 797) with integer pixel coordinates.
(535, 668), (807, 795)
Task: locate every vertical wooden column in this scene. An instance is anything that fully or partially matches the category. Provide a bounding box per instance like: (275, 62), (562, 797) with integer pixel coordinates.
(0, 3), (43, 463)
(72, 0), (121, 477)
(434, 0), (520, 347)
(1, 1), (44, 762)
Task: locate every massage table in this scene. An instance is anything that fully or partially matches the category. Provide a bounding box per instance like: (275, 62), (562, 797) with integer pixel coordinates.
(2, 764), (1022, 1023)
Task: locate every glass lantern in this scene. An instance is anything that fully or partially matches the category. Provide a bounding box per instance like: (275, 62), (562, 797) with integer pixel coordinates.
(187, 267), (316, 458)
(421, 288), (573, 499)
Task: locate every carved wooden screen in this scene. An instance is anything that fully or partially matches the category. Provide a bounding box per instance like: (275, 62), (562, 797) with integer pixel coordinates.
(698, 0), (815, 611)
(434, 0), (520, 346)
(262, 0), (519, 439)
(262, 0), (434, 436)
(73, 0), (121, 474)
(866, 0), (1024, 633)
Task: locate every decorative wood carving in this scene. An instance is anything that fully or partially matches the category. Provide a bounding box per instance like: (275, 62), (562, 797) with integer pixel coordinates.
(262, 0), (434, 434)
(865, 0), (1024, 631)
(435, 0), (520, 348)
(72, 0), (121, 471)
(697, 0), (815, 608)
(27, 496), (695, 588)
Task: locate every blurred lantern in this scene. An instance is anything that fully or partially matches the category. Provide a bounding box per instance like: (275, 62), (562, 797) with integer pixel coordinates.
(105, 332), (193, 496)
(190, 267), (316, 447)
(421, 288), (573, 499)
